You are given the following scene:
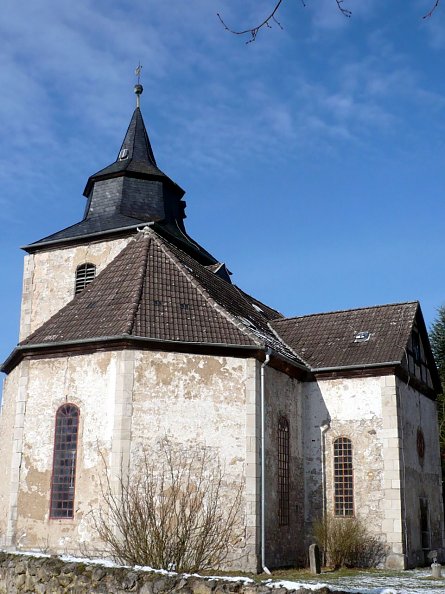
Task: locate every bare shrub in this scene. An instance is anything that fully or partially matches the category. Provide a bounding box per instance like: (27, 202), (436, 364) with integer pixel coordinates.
(91, 440), (244, 572)
(314, 513), (387, 569)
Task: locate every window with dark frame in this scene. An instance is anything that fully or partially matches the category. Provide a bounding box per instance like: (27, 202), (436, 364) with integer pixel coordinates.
(75, 263), (96, 295)
(334, 437), (354, 516)
(278, 416), (290, 526)
(50, 404), (79, 519)
(420, 498), (430, 550)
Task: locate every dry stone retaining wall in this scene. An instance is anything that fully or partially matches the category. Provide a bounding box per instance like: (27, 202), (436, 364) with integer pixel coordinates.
(0, 553), (347, 594)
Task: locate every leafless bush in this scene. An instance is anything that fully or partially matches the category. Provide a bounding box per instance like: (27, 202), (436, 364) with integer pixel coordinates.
(314, 513), (387, 568)
(91, 440), (244, 572)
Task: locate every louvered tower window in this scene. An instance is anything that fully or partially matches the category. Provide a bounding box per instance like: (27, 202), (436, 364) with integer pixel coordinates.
(334, 437), (354, 516)
(50, 404), (79, 519)
(278, 416), (290, 526)
(75, 263), (96, 294)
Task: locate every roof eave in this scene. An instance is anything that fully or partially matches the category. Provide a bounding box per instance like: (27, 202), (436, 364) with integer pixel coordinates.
(21, 222), (154, 253)
(268, 350), (312, 379)
(1, 335), (262, 375)
(2, 336), (308, 377)
(312, 360), (401, 373)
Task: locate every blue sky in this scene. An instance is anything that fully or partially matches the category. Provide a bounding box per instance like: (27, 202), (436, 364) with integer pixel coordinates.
(1, 0), (444, 374)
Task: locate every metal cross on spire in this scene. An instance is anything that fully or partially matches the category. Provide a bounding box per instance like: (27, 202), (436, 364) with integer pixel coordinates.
(134, 62), (143, 108)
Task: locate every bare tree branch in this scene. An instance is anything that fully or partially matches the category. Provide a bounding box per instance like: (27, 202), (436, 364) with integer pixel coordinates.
(218, 0), (441, 42)
(423, 0), (441, 18)
(90, 440), (244, 572)
(335, 0), (352, 18)
(217, 0), (285, 43)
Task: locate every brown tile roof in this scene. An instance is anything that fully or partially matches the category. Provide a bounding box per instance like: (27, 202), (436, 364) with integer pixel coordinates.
(271, 302), (419, 371)
(19, 228), (300, 363)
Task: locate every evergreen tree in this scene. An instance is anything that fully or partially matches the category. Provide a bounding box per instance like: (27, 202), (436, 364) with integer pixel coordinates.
(430, 305), (445, 478)
(430, 305), (445, 386)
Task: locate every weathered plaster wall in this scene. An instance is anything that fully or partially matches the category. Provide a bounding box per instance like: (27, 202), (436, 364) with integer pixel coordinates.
(396, 378), (444, 566)
(0, 366), (26, 547)
(2, 350), (259, 571)
(19, 237), (132, 340)
(303, 376), (384, 532)
(264, 367), (304, 568)
(302, 376), (410, 565)
(302, 374), (444, 569)
(9, 352), (119, 554)
(130, 351), (257, 572)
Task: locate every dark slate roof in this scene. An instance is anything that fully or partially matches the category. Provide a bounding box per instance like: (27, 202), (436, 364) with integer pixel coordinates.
(25, 214), (144, 246)
(84, 108), (180, 191)
(27, 107), (187, 251)
(18, 228), (302, 365)
(271, 302), (419, 371)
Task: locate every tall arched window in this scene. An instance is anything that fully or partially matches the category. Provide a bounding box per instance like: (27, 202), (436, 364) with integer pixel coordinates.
(278, 416), (290, 526)
(334, 437), (354, 516)
(75, 263), (96, 294)
(50, 404), (80, 519)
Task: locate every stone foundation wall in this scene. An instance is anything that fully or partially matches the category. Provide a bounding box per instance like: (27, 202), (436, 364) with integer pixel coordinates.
(0, 553), (343, 594)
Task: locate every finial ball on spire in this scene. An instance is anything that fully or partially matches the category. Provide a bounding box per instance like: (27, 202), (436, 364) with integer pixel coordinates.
(134, 63), (143, 108)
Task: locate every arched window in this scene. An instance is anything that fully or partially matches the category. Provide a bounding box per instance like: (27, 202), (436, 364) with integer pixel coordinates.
(278, 416), (290, 526)
(50, 404), (80, 519)
(75, 263), (96, 294)
(334, 437), (354, 516)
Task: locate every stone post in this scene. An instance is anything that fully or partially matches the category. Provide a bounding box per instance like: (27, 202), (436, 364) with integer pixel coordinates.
(309, 543), (321, 574)
(432, 562), (442, 578)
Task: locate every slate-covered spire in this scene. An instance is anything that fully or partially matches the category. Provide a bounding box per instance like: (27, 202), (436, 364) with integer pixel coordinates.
(118, 106), (157, 166)
(83, 106), (171, 188)
(27, 86), (199, 252)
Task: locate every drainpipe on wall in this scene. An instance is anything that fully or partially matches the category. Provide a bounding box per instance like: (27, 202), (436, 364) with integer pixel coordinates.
(320, 421), (331, 519)
(261, 349), (272, 575)
(319, 421), (330, 567)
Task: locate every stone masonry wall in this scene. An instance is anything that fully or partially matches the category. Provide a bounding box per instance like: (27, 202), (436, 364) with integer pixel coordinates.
(19, 236), (132, 340)
(7, 351), (121, 553)
(302, 377), (385, 539)
(0, 350), (259, 571)
(396, 378), (444, 567)
(264, 367), (304, 568)
(0, 553), (343, 594)
(130, 352), (257, 572)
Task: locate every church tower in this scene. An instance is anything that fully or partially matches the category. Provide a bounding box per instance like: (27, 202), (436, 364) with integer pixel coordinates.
(18, 84), (216, 341)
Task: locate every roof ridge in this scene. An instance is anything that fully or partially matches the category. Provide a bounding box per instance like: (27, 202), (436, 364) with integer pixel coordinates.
(232, 284), (283, 319)
(276, 301), (419, 323)
(125, 234), (151, 335)
(150, 230), (265, 349)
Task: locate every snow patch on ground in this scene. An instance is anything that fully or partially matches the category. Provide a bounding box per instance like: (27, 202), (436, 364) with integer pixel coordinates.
(6, 552), (445, 594)
(266, 580), (332, 591)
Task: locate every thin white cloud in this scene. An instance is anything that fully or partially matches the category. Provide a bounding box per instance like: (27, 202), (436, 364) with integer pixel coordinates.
(0, 0), (444, 225)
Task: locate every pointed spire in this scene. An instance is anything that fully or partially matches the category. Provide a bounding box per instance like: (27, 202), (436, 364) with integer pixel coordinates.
(117, 107), (157, 167)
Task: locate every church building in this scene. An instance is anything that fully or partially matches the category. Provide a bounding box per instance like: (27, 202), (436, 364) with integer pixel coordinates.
(0, 85), (443, 571)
